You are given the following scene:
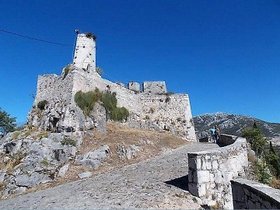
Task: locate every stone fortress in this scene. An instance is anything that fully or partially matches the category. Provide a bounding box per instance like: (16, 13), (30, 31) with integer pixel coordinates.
(28, 32), (196, 141)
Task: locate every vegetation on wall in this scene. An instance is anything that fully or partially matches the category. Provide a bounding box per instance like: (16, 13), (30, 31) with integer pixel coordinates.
(37, 100), (48, 110)
(243, 123), (280, 187)
(74, 89), (101, 116)
(61, 137), (76, 147)
(74, 88), (129, 122)
(85, 32), (96, 40)
(62, 64), (73, 79)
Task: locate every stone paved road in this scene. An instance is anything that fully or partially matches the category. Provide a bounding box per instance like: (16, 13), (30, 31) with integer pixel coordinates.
(0, 143), (218, 209)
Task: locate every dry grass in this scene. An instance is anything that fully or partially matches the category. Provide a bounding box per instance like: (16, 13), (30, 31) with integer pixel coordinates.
(270, 177), (280, 189)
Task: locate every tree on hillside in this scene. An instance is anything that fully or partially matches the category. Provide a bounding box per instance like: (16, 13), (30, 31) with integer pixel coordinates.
(242, 123), (267, 155)
(0, 108), (16, 133)
(266, 142), (280, 177)
(243, 122), (280, 186)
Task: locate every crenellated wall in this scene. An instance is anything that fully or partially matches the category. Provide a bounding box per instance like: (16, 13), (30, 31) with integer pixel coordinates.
(231, 178), (280, 209)
(188, 135), (248, 208)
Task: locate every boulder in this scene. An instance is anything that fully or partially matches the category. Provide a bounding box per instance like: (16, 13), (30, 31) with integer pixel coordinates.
(78, 171), (92, 179)
(117, 144), (140, 160)
(15, 172), (52, 188)
(58, 163), (69, 177)
(75, 145), (110, 169)
(53, 149), (67, 162)
(3, 142), (16, 154)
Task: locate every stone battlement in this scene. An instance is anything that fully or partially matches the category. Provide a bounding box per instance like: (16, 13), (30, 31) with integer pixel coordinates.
(188, 134), (248, 208)
(127, 81), (167, 94)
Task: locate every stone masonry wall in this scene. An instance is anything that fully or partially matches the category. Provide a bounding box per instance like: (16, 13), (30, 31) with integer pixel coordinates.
(138, 94), (196, 141)
(231, 178), (280, 209)
(188, 135), (248, 208)
(71, 71), (196, 140)
(35, 74), (74, 105)
(31, 68), (196, 140)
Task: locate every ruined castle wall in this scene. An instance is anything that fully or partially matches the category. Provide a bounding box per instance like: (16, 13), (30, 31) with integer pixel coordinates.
(188, 135), (248, 209)
(35, 74), (74, 105)
(70, 71), (196, 140)
(231, 178), (280, 209)
(71, 71), (141, 114)
(138, 94), (196, 141)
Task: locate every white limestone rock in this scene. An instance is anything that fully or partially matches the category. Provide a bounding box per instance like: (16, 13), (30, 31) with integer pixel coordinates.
(58, 164), (70, 177)
(15, 172), (52, 188)
(78, 171), (92, 179)
(75, 145), (110, 169)
(116, 144), (140, 160)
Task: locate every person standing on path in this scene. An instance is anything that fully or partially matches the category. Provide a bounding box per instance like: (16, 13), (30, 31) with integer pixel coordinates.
(209, 127), (217, 143)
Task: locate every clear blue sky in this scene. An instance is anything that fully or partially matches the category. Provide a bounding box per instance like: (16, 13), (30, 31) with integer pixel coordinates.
(0, 0), (280, 124)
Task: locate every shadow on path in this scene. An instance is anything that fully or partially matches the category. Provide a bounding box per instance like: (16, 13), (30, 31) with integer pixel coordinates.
(165, 175), (189, 191)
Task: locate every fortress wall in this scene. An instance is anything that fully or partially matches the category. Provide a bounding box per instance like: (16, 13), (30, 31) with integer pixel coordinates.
(139, 94), (196, 141)
(71, 71), (196, 140)
(72, 71), (141, 114)
(188, 135), (248, 208)
(231, 178), (280, 209)
(33, 71), (196, 139)
(35, 74), (74, 105)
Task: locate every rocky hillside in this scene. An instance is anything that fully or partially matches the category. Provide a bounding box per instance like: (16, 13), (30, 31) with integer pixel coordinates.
(193, 113), (280, 140)
(0, 122), (188, 200)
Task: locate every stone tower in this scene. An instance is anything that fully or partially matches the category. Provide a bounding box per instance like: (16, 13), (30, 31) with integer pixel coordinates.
(73, 33), (96, 72)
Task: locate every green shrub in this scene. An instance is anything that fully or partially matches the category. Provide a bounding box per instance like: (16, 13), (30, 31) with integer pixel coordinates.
(243, 122), (280, 186)
(61, 137), (76, 147)
(265, 142), (280, 177)
(74, 88), (102, 116)
(37, 100), (48, 110)
(255, 158), (272, 184)
(74, 89), (129, 121)
(242, 126), (267, 155)
(110, 107), (129, 121)
(101, 92), (129, 121)
(0, 108), (16, 133)
(85, 32), (96, 39)
(101, 92), (117, 111)
(41, 158), (49, 166)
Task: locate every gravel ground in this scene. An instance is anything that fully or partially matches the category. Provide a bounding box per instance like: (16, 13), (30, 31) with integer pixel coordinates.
(0, 142), (218, 209)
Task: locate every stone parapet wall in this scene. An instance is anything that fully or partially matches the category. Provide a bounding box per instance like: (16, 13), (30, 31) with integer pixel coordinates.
(231, 178), (280, 209)
(188, 135), (248, 208)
